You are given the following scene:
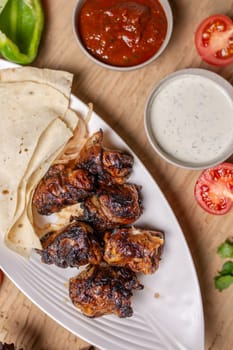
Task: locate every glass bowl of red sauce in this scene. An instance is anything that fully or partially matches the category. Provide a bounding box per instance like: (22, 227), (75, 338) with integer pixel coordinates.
(72, 0), (173, 71)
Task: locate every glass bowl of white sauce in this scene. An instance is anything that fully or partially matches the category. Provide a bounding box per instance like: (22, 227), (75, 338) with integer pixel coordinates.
(144, 68), (233, 169)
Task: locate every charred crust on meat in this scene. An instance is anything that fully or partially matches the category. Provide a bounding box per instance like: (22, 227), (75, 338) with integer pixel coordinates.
(76, 184), (142, 231)
(36, 222), (102, 268)
(103, 227), (165, 274)
(69, 265), (143, 318)
(32, 165), (95, 215)
(32, 130), (135, 216)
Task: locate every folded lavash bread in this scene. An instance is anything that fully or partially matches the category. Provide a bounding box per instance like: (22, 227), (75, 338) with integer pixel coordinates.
(0, 66), (80, 257)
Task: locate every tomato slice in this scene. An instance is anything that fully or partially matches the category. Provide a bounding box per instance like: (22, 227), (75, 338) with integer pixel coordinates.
(0, 269), (4, 286)
(195, 14), (233, 66)
(194, 163), (233, 215)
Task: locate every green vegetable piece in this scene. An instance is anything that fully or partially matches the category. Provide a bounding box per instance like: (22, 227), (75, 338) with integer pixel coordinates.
(214, 261), (233, 291)
(0, 0), (44, 64)
(214, 275), (233, 291)
(220, 261), (233, 275)
(217, 238), (233, 259)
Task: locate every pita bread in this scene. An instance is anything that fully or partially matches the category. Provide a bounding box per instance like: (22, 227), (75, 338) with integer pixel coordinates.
(5, 117), (74, 256)
(0, 66), (80, 256)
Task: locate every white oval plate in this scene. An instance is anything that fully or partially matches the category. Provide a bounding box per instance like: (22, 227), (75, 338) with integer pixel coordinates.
(0, 59), (204, 350)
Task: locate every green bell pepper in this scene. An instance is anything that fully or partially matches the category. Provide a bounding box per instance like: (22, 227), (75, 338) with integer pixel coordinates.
(0, 0), (44, 64)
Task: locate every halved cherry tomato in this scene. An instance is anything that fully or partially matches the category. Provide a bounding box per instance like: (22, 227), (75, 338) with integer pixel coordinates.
(0, 269), (4, 286)
(195, 14), (233, 66)
(194, 163), (233, 215)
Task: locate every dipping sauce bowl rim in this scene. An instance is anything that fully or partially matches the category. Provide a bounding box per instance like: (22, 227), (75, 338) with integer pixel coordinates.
(144, 68), (233, 170)
(72, 0), (174, 71)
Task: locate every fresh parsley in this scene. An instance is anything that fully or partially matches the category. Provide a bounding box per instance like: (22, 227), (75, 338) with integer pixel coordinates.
(215, 238), (233, 291)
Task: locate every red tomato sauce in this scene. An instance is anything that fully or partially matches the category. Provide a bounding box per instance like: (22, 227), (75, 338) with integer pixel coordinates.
(77, 0), (168, 67)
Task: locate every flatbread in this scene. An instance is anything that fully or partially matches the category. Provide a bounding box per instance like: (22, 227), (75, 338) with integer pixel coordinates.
(0, 66), (79, 256)
(0, 66), (73, 97)
(5, 117), (74, 256)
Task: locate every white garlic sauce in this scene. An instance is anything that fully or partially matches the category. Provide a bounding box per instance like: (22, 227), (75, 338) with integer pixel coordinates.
(150, 75), (233, 165)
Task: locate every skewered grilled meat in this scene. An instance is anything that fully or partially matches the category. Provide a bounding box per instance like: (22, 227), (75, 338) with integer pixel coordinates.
(36, 222), (102, 268)
(104, 227), (165, 274)
(32, 164), (95, 215)
(79, 183), (142, 231)
(76, 130), (134, 185)
(69, 265), (143, 318)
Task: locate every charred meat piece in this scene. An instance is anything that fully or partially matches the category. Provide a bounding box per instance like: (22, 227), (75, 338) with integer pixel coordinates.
(32, 164), (95, 215)
(100, 148), (134, 185)
(36, 222), (102, 268)
(103, 227), (165, 274)
(76, 130), (134, 185)
(79, 183), (142, 231)
(33, 130), (134, 216)
(69, 265), (143, 318)
(36, 182), (142, 237)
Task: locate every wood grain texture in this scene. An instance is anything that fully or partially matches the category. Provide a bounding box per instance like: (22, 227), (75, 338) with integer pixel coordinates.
(1, 0), (233, 349)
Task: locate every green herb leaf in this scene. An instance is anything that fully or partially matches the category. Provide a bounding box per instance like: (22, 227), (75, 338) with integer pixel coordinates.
(217, 239), (233, 259)
(214, 261), (233, 291)
(214, 274), (233, 291)
(220, 261), (233, 275)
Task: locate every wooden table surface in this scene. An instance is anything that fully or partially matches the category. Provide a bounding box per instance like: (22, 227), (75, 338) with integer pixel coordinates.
(0, 0), (233, 349)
